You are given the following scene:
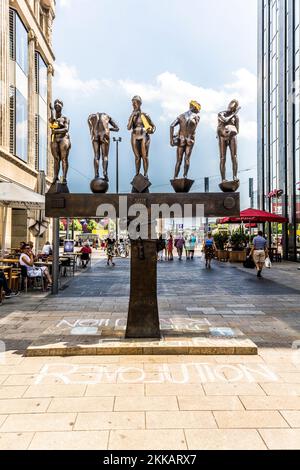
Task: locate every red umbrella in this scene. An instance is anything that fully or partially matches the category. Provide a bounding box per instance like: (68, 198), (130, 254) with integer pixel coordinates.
(219, 208), (288, 224)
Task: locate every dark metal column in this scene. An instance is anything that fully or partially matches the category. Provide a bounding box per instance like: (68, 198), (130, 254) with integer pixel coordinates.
(126, 239), (160, 339)
(52, 217), (60, 295)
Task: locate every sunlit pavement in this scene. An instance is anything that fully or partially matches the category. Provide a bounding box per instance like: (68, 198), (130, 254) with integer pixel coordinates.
(0, 254), (300, 449)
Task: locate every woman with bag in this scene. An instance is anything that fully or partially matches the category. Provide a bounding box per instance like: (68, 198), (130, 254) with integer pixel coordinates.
(202, 233), (216, 269)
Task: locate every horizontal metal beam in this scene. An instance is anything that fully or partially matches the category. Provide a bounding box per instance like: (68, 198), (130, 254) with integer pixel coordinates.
(45, 192), (240, 218)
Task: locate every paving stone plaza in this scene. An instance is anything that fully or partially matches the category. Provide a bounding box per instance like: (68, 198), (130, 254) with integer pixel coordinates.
(0, 253), (300, 450)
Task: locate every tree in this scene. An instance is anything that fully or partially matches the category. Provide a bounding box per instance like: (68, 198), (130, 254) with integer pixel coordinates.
(87, 219), (98, 233)
(72, 219), (82, 232)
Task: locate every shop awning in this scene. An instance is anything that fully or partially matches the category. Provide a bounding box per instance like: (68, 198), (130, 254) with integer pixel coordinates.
(0, 182), (45, 209)
(219, 208), (288, 224)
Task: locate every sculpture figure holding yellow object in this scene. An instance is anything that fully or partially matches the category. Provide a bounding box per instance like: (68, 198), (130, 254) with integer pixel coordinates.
(49, 99), (71, 185)
(127, 95), (156, 179)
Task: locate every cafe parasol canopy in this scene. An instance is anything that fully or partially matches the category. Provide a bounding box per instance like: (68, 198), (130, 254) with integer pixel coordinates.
(219, 208), (288, 225)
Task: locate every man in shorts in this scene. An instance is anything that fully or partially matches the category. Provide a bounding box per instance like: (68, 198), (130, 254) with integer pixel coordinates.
(251, 231), (268, 278)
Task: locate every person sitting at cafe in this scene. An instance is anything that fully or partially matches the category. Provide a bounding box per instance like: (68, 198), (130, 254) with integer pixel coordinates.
(80, 242), (92, 269)
(27, 241), (37, 261)
(42, 242), (53, 257)
(0, 270), (20, 303)
(19, 245), (52, 287)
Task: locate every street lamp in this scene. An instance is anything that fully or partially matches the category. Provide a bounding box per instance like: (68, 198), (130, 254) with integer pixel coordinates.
(113, 137), (122, 242)
(113, 137), (122, 195)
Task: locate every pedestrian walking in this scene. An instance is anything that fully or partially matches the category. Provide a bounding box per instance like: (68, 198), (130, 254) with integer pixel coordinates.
(189, 233), (197, 260)
(106, 235), (116, 266)
(157, 235), (166, 262)
(167, 234), (174, 261)
(174, 235), (185, 260)
(251, 231), (268, 278)
(203, 233), (216, 269)
(185, 235), (191, 260)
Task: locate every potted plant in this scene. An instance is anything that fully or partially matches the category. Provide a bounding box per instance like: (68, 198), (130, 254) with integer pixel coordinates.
(229, 229), (247, 262)
(213, 231), (229, 261)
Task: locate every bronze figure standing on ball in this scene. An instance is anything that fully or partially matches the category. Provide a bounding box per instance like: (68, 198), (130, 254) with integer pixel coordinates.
(88, 112), (119, 181)
(170, 100), (201, 180)
(218, 99), (241, 184)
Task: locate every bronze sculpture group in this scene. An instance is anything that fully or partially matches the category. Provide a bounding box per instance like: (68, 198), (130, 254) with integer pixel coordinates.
(49, 96), (241, 194)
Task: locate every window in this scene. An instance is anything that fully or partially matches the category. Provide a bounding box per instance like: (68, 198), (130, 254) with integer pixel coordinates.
(34, 115), (39, 170)
(9, 86), (16, 155)
(9, 9), (28, 75)
(15, 89), (28, 162)
(34, 52), (48, 172)
(9, 9), (29, 162)
(35, 52), (48, 103)
(38, 117), (48, 172)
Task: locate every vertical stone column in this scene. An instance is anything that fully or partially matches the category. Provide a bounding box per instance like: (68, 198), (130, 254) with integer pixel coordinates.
(47, 64), (54, 180)
(28, 29), (37, 169)
(126, 239), (160, 339)
(0, 0), (10, 151)
(45, 9), (54, 47)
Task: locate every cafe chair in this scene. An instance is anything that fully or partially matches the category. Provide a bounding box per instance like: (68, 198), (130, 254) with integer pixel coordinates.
(20, 266), (45, 293)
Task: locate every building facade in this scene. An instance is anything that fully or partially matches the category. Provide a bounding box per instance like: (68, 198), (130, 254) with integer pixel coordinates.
(258, 0), (300, 260)
(0, 0), (55, 251)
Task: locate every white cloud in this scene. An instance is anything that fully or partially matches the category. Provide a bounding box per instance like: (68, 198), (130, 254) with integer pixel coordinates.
(225, 68), (257, 106)
(54, 63), (112, 95)
(119, 70), (257, 139)
(57, 0), (73, 7)
(54, 63), (257, 140)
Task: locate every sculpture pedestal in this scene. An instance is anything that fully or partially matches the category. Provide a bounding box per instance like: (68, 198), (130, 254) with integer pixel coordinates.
(45, 192), (240, 339)
(171, 178), (194, 193)
(126, 239), (160, 339)
(131, 174), (151, 193)
(48, 182), (70, 194)
(219, 180), (240, 193)
(90, 178), (109, 194)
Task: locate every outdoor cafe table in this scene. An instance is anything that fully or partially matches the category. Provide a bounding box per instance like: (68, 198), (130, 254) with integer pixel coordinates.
(0, 259), (19, 265)
(60, 253), (82, 270)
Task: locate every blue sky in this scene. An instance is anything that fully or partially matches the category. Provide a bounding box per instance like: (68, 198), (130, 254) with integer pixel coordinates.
(53, 0), (258, 207)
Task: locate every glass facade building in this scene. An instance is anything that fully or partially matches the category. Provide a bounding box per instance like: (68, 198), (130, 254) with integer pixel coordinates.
(258, 0), (300, 260)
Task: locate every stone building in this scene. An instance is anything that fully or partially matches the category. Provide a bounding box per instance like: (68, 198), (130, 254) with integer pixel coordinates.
(0, 0), (55, 252)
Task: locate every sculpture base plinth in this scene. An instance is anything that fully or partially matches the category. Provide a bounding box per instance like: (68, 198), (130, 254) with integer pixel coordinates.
(126, 240), (160, 339)
(131, 174), (151, 193)
(171, 178), (194, 193)
(48, 181), (70, 194)
(219, 180), (240, 193)
(90, 178), (109, 194)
